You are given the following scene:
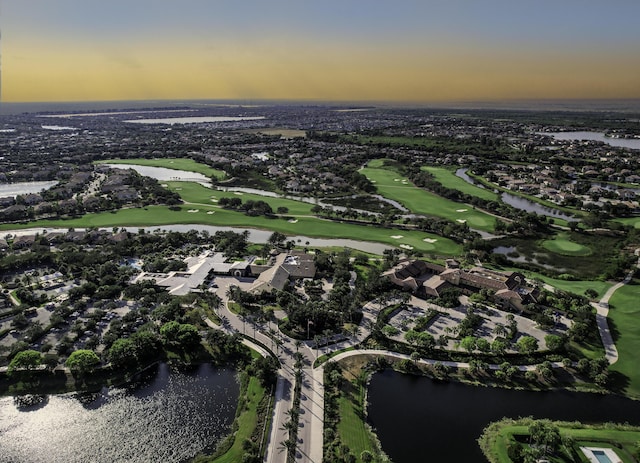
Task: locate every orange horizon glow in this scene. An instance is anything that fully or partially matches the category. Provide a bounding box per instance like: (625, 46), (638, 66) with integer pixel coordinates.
(4, 5), (640, 104)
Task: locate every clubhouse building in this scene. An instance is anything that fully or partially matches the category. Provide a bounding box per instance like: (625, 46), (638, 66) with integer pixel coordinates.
(383, 259), (539, 310)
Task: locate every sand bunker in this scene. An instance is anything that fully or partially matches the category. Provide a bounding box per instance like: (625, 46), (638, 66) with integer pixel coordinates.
(187, 209), (199, 213)
(400, 244), (414, 250)
(456, 219), (467, 223)
(207, 211), (215, 215)
(391, 235), (404, 239)
(423, 238), (438, 243)
(288, 219), (298, 223)
(234, 192), (243, 195)
(456, 209), (468, 212)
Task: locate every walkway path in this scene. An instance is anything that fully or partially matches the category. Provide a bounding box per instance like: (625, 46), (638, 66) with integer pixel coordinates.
(589, 250), (640, 365)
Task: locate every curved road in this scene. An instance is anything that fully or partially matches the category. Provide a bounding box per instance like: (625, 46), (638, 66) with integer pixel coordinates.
(208, 253), (638, 462)
(589, 251), (639, 365)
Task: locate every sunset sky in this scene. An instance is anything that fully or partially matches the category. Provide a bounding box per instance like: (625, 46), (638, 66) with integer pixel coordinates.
(2, 0), (640, 103)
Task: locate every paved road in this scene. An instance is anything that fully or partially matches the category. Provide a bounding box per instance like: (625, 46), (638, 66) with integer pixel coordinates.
(589, 251), (639, 365)
(210, 276), (322, 463)
(208, 254), (639, 462)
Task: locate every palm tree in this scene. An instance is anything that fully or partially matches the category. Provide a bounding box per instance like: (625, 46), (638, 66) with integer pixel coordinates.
(280, 420), (296, 432)
(493, 322), (507, 338)
(278, 438), (296, 455)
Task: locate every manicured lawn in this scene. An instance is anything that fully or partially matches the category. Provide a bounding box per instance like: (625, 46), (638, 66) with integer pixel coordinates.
(541, 233), (593, 257)
(360, 162), (496, 232)
(421, 166), (499, 201)
(96, 157), (226, 180)
(493, 265), (612, 299)
(617, 216), (640, 229)
(608, 279), (640, 399)
(168, 181), (314, 216)
(491, 424), (640, 463)
(336, 379), (378, 463)
(211, 376), (266, 463)
(1, 187), (462, 256)
(537, 277), (611, 299)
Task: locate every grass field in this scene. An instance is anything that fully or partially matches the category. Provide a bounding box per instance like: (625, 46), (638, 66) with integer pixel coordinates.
(96, 158), (227, 180)
(484, 420), (640, 463)
(609, 279), (640, 399)
(421, 166), (499, 201)
(541, 233), (593, 257)
(535, 276), (611, 299)
(617, 217), (640, 229)
(210, 376), (266, 463)
(360, 162), (496, 232)
(169, 181), (315, 216)
(488, 264), (612, 299)
(0, 182), (462, 256)
(251, 128), (307, 138)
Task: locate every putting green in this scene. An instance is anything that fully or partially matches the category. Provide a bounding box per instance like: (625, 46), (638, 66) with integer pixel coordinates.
(541, 234), (592, 256)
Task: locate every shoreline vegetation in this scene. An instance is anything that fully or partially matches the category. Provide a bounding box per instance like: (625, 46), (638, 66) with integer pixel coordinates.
(1, 338), (275, 463)
(95, 158), (227, 180)
(327, 348), (640, 463)
(478, 417), (640, 463)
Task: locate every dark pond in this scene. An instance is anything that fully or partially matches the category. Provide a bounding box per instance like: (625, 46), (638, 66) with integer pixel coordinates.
(368, 370), (640, 463)
(0, 363), (239, 463)
(454, 168), (574, 219)
(500, 192), (574, 219)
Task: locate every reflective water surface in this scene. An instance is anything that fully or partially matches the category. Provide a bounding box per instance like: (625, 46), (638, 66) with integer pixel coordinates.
(0, 363), (239, 463)
(368, 370), (640, 463)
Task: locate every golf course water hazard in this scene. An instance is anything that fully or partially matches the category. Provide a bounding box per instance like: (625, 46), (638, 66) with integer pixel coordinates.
(368, 370), (640, 462)
(0, 363), (239, 463)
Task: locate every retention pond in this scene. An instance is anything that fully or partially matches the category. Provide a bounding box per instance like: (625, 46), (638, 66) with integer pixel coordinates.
(368, 370), (640, 462)
(0, 363), (239, 463)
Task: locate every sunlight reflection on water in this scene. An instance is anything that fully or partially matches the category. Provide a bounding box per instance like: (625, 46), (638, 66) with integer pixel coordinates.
(0, 364), (238, 463)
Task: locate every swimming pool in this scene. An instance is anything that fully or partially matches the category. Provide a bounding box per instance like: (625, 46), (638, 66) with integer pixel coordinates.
(593, 450), (613, 463)
(581, 447), (621, 463)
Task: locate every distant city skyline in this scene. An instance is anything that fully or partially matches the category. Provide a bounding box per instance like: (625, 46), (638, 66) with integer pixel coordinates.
(2, 0), (640, 103)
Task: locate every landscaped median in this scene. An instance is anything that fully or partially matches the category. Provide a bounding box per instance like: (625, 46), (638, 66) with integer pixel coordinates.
(478, 417), (640, 463)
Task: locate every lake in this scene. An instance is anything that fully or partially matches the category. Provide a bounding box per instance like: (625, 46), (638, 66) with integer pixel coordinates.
(368, 370), (640, 463)
(103, 163), (212, 187)
(0, 363), (239, 463)
(123, 116), (265, 125)
(542, 131), (640, 150)
(454, 168), (572, 219)
(500, 192), (573, 219)
(0, 181), (58, 198)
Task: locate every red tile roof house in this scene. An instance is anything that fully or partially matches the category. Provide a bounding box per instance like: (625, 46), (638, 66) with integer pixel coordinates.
(384, 259), (539, 311)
